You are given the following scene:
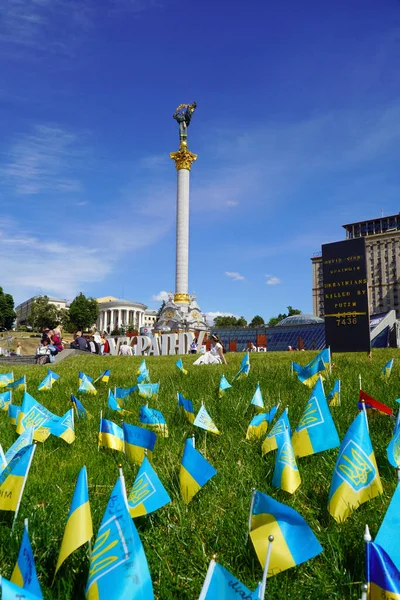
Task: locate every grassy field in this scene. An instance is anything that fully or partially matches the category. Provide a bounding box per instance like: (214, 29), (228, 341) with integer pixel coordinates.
(0, 349), (399, 599)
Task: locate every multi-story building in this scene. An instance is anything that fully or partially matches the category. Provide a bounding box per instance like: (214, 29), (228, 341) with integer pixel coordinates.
(144, 310), (158, 328)
(312, 213), (400, 317)
(15, 296), (68, 326)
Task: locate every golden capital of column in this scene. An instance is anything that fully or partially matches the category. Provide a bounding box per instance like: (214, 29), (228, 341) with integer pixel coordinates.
(174, 293), (190, 304)
(170, 143), (198, 171)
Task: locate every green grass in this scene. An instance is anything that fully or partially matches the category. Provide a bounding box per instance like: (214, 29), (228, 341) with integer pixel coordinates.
(0, 349), (399, 599)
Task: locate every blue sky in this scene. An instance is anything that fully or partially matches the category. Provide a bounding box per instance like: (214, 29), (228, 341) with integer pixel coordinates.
(1, 0), (400, 323)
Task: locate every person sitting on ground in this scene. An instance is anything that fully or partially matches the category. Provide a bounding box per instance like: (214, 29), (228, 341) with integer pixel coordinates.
(50, 329), (63, 353)
(190, 338), (198, 354)
(74, 331), (89, 351)
(249, 342), (257, 352)
(16, 342), (22, 356)
(119, 341), (133, 356)
(193, 334), (227, 365)
(35, 339), (51, 364)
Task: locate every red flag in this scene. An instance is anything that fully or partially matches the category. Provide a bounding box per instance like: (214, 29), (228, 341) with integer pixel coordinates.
(359, 389), (393, 416)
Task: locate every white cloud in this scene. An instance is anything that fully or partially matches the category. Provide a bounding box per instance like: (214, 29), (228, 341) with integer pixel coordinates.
(225, 271), (245, 281)
(266, 276), (281, 285)
(205, 311), (239, 325)
(152, 291), (170, 302)
(226, 200), (238, 207)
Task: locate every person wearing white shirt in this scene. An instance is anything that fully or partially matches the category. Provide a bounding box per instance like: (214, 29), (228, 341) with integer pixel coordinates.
(119, 341), (133, 356)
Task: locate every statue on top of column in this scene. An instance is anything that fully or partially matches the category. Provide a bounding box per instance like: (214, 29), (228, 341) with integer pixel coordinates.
(173, 102), (197, 148)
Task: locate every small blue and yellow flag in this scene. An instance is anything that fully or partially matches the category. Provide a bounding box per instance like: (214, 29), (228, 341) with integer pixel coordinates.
(387, 414), (400, 468)
(7, 376), (26, 392)
(0, 444), (36, 513)
(8, 404), (21, 427)
(328, 411), (383, 522)
(375, 483), (400, 573)
(93, 369), (110, 384)
(123, 422), (157, 464)
(273, 425), (301, 494)
(297, 359), (326, 388)
(137, 368), (150, 384)
(78, 374), (97, 395)
(86, 474), (154, 600)
(246, 413), (269, 441)
(78, 372), (93, 386)
(198, 559), (260, 599)
(177, 392), (195, 424)
(180, 438), (217, 504)
(16, 392), (55, 442)
(1, 577), (41, 600)
(71, 395), (91, 419)
(366, 542), (400, 599)
(107, 389), (130, 415)
(140, 405), (168, 438)
(50, 409), (75, 444)
(233, 353), (251, 381)
(137, 359), (147, 375)
(261, 409), (290, 455)
(218, 375), (231, 398)
(37, 369), (60, 392)
(292, 378), (340, 458)
(115, 386), (138, 401)
(327, 379), (341, 407)
(251, 384), (265, 412)
(249, 490), (323, 575)
(11, 520), (43, 599)
(138, 383), (159, 399)
(127, 456), (171, 518)
(0, 445), (6, 473)
(381, 359), (394, 382)
(54, 466), (93, 577)
(176, 359), (188, 375)
(5, 428), (34, 465)
(0, 390), (12, 412)
(309, 348), (331, 369)
(98, 418), (124, 452)
(194, 403), (220, 435)
(0, 371), (14, 388)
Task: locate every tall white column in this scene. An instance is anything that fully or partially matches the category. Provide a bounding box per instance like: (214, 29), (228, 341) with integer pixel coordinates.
(110, 311), (115, 333)
(175, 168), (190, 298)
(117, 309), (122, 328)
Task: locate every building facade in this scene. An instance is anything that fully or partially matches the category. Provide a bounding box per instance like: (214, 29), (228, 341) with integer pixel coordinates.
(15, 296), (67, 326)
(97, 297), (148, 332)
(144, 310), (158, 327)
(312, 214), (400, 317)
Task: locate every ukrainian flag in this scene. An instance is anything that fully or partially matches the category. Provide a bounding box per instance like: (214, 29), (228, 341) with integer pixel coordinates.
(0, 390), (12, 412)
(140, 405), (168, 438)
(86, 475), (154, 600)
(376, 484), (400, 573)
(78, 374), (97, 395)
(381, 359), (394, 382)
(98, 418), (124, 452)
(50, 409), (75, 444)
(93, 369), (110, 384)
(107, 389), (128, 414)
(246, 413), (269, 441)
(71, 395), (91, 419)
(0, 371), (14, 388)
(37, 369), (59, 392)
(123, 422), (156, 464)
(387, 416), (400, 468)
(328, 411), (383, 522)
(251, 384), (265, 412)
(218, 375), (231, 398)
(0, 444), (36, 512)
(0, 445), (6, 473)
(1, 577), (41, 600)
(78, 372), (93, 385)
(138, 383), (159, 399)
(297, 359), (326, 388)
(176, 359), (188, 375)
(177, 393), (195, 424)
(327, 380), (341, 407)
(310, 348), (331, 369)
(292, 378), (340, 458)
(11, 520), (43, 599)
(54, 466), (93, 577)
(137, 359), (147, 375)
(233, 353), (251, 381)
(261, 409), (290, 455)
(16, 392), (55, 442)
(137, 368), (151, 384)
(249, 490), (323, 575)
(198, 559), (260, 599)
(5, 428), (34, 465)
(273, 425), (301, 494)
(127, 456), (171, 518)
(367, 542), (400, 599)
(115, 385), (138, 401)
(193, 404), (220, 435)
(180, 438), (217, 504)
(7, 375), (26, 392)
(8, 404), (21, 427)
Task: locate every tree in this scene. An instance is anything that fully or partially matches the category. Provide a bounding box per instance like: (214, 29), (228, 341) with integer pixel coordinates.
(267, 306), (302, 327)
(0, 287), (16, 330)
(157, 300), (166, 317)
(250, 315), (265, 328)
(236, 316), (248, 327)
(212, 315), (248, 328)
(68, 293), (99, 332)
(29, 296), (61, 331)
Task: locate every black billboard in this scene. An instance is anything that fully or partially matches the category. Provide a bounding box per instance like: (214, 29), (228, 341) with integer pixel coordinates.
(322, 237), (370, 353)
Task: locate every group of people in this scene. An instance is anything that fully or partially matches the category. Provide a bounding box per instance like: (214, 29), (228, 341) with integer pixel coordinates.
(70, 331), (110, 355)
(35, 327), (64, 364)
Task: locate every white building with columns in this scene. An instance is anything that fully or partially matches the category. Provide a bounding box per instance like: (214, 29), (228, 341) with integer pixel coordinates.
(97, 297), (148, 333)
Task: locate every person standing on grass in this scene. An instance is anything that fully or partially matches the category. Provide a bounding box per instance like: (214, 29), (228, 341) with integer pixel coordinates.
(119, 341), (133, 356)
